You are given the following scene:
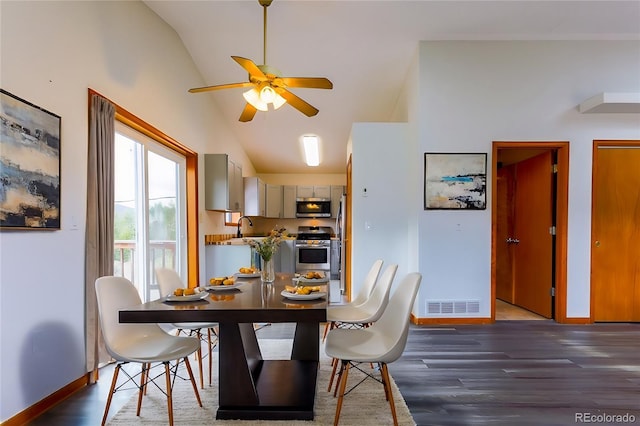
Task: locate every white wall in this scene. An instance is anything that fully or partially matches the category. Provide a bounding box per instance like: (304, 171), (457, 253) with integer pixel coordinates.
(416, 41), (640, 318)
(350, 123), (411, 295)
(350, 40), (640, 320)
(0, 1), (248, 421)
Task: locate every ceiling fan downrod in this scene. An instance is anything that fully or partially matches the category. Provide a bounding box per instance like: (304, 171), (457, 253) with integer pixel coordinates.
(259, 0), (273, 65)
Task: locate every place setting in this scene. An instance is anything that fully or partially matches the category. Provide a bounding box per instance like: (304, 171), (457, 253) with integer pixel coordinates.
(281, 284), (327, 301)
(205, 268), (253, 291)
(163, 287), (210, 303)
(292, 271), (330, 284)
(233, 266), (261, 279)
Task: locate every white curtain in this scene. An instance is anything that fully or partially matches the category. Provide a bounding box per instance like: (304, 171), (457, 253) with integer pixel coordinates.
(85, 93), (115, 378)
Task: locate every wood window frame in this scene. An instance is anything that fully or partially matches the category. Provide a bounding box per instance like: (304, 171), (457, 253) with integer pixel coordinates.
(88, 89), (200, 287)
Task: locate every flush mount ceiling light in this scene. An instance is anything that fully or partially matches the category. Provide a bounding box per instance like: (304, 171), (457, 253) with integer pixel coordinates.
(303, 135), (320, 166)
(188, 0), (332, 122)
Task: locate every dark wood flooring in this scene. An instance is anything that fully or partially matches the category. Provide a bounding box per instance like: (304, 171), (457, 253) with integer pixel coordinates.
(389, 321), (640, 426)
(26, 317), (640, 425)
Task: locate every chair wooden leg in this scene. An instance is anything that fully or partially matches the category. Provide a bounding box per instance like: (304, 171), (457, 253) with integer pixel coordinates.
(207, 328), (213, 386)
(137, 363), (147, 415)
(379, 363), (390, 402)
(195, 330), (204, 389)
(334, 360), (350, 426)
(101, 363), (121, 426)
(322, 321), (331, 342)
(183, 356), (203, 407)
(333, 359), (346, 397)
(380, 363), (398, 426)
(328, 357), (339, 392)
(164, 362), (174, 426)
(142, 362), (149, 396)
(323, 321), (337, 342)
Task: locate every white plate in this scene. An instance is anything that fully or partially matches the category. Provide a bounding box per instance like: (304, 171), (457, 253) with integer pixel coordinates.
(280, 290), (327, 300)
(234, 272), (261, 278)
(165, 291), (210, 302)
(205, 282), (244, 291)
(296, 276), (330, 283)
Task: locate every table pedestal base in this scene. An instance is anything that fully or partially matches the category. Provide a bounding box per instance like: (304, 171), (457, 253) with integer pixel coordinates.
(217, 322), (320, 420)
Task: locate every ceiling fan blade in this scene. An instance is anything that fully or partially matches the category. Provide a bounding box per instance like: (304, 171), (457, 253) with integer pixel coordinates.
(280, 77), (333, 90)
(188, 82), (253, 93)
(278, 89), (319, 117)
(232, 56), (267, 81)
(239, 103), (258, 122)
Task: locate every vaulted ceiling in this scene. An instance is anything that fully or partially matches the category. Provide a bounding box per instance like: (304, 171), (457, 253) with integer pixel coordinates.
(143, 1), (640, 174)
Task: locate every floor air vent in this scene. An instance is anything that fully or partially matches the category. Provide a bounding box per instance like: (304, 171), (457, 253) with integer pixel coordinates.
(427, 300), (480, 315)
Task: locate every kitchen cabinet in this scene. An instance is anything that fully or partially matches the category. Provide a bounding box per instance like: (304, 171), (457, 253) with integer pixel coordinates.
(204, 154), (243, 212)
(265, 184), (283, 218)
(283, 185), (297, 218)
(330, 185), (344, 218)
(205, 245), (253, 278)
(244, 177), (266, 217)
(297, 185), (330, 199)
(279, 239), (296, 273)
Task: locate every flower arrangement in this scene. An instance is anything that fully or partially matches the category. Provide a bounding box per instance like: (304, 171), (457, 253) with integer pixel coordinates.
(244, 227), (287, 261)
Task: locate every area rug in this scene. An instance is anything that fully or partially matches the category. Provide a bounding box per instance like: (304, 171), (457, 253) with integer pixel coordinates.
(108, 339), (415, 425)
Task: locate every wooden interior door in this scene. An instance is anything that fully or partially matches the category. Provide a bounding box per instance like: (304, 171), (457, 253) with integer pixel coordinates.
(592, 142), (640, 321)
(345, 155), (352, 301)
(496, 165), (515, 303)
(513, 151), (554, 318)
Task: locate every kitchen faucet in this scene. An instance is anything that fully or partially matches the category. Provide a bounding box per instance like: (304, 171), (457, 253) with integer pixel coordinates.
(237, 215), (253, 238)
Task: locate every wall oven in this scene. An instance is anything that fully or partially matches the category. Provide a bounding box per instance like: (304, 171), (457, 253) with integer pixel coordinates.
(295, 241), (331, 272)
(295, 226), (332, 273)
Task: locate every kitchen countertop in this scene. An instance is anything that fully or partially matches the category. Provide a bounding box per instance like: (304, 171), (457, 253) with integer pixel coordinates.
(205, 236), (298, 245)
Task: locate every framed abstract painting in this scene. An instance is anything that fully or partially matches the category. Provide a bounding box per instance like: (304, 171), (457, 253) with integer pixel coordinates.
(1, 89), (61, 229)
(424, 152), (487, 210)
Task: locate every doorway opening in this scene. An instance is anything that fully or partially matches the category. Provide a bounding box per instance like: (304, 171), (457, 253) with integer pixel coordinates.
(491, 142), (569, 323)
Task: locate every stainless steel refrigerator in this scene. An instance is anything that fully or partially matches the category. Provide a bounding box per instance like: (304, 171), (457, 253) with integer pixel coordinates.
(333, 194), (346, 294)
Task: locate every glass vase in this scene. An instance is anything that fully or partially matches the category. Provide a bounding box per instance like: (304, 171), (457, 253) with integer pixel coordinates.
(261, 256), (275, 283)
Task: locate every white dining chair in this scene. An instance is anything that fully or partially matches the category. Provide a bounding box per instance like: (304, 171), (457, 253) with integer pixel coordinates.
(326, 263), (398, 392)
(324, 272), (422, 426)
(155, 267), (218, 388)
(95, 276), (202, 426)
(322, 259), (383, 341)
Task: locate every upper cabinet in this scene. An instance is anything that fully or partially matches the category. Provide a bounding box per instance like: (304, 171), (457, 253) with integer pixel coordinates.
(204, 154), (243, 212)
(297, 185), (331, 199)
(244, 177), (266, 217)
(282, 185), (297, 218)
(265, 184), (283, 218)
(330, 185), (345, 218)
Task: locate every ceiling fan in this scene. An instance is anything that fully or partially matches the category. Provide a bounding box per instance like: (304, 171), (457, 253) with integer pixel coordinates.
(188, 0), (333, 122)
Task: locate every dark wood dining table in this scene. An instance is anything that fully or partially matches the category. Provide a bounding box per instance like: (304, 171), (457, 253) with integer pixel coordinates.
(118, 273), (327, 420)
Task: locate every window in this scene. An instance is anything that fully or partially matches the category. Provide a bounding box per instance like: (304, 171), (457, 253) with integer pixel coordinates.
(225, 211), (241, 227)
(114, 122), (187, 301)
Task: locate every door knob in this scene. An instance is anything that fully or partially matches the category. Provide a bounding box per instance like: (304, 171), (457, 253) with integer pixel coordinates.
(595, 240), (601, 247)
(506, 238), (520, 244)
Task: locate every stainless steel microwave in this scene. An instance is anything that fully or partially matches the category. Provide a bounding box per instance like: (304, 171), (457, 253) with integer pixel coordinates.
(296, 198), (331, 218)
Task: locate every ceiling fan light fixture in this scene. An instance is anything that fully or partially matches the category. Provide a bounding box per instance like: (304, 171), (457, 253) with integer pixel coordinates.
(303, 135), (320, 166)
(260, 85), (277, 103)
(272, 93), (287, 109)
(243, 88), (268, 111)
(258, 84), (287, 110)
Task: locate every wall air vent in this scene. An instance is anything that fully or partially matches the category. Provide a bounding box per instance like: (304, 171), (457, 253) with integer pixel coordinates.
(427, 300), (480, 315)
